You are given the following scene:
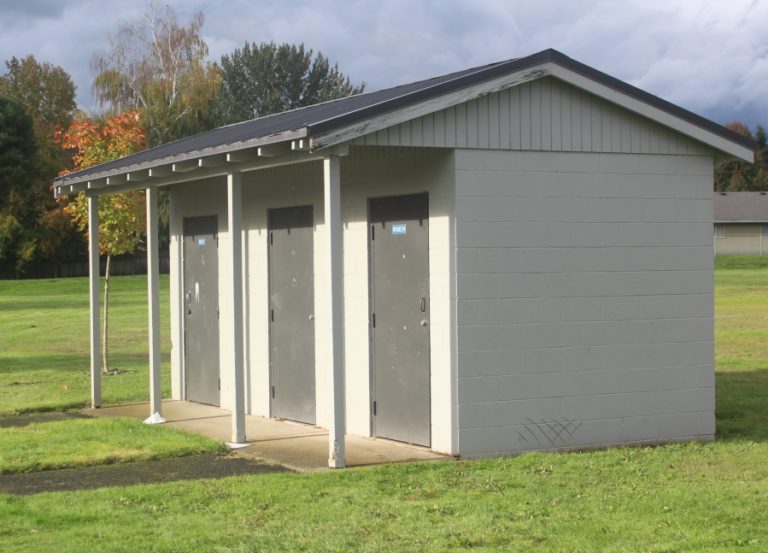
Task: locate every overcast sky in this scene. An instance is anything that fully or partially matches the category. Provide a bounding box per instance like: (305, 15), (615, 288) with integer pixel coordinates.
(0, 0), (766, 128)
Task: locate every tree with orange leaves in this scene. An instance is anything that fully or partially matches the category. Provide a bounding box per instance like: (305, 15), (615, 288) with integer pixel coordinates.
(58, 110), (147, 373)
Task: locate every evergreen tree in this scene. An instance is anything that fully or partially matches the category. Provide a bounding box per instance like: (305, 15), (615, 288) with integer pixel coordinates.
(0, 96), (42, 272)
(216, 42), (364, 124)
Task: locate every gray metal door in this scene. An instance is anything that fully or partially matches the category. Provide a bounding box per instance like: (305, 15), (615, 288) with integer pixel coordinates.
(369, 193), (430, 446)
(269, 205), (316, 424)
(183, 216), (220, 406)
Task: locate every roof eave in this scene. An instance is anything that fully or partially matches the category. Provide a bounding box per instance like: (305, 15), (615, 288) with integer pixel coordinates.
(53, 128), (309, 194)
(547, 64), (754, 162)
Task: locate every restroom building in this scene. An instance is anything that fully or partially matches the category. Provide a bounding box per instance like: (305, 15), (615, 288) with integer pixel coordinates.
(54, 49), (753, 466)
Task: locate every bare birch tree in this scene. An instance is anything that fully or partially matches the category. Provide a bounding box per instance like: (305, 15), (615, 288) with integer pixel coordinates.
(91, 1), (221, 146)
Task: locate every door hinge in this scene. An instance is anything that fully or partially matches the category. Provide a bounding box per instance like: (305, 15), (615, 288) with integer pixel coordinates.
(217, 306), (220, 319)
(371, 225), (375, 241)
(218, 378), (221, 391)
(271, 385), (275, 399)
(269, 231), (273, 246)
(215, 234), (219, 247)
(371, 313), (376, 328)
(270, 309), (274, 322)
(373, 400), (377, 416)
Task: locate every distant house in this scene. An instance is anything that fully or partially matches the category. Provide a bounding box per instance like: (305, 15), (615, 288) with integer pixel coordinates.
(53, 49), (752, 466)
(714, 191), (768, 254)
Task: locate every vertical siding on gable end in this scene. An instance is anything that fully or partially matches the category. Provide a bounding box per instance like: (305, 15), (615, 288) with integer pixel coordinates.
(453, 149), (715, 458)
(351, 77), (712, 156)
(499, 88), (511, 150)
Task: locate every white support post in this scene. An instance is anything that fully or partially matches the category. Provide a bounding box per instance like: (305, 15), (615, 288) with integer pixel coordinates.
(324, 156), (346, 468)
(87, 194), (101, 408)
(144, 187), (165, 424)
(228, 172), (246, 444)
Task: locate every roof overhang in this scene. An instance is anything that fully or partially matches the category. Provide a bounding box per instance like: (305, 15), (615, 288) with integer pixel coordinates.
(546, 64), (753, 162)
(53, 130), (314, 197)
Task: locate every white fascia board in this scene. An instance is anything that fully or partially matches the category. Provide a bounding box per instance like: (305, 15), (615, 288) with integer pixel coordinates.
(547, 65), (754, 162)
(310, 67), (550, 150)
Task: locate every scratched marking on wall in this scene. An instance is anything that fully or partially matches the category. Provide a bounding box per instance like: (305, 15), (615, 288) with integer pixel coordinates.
(517, 418), (583, 447)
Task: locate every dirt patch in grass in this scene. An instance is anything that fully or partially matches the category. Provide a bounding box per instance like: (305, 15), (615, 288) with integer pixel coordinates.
(0, 453), (289, 495)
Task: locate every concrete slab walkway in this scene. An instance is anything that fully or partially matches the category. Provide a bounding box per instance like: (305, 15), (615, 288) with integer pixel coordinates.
(84, 400), (449, 471)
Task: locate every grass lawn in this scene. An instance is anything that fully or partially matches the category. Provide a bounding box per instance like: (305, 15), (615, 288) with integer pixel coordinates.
(0, 417), (225, 474)
(0, 261), (766, 551)
(0, 275), (171, 414)
(714, 260), (768, 440)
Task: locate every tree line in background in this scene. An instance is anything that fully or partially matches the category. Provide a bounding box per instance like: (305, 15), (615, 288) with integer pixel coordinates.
(0, 2), (364, 277)
(715, 122), (768, 191)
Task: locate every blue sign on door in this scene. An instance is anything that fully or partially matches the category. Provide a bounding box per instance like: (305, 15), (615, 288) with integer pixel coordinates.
(197, 238), (206, 246)
(391, 223), (407, 236)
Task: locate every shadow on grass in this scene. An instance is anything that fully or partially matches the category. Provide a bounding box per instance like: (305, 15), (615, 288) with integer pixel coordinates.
(0, 299), (89, 312)
(0, 354), (89, 373)
(0, 353), (159, 374)
(716, 368), (768, 442)
(0, 453), (288, 495)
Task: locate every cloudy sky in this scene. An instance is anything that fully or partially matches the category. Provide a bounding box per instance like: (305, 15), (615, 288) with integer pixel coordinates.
(1, 0), (766, 128)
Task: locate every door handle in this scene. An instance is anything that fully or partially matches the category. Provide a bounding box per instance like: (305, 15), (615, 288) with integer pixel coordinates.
(420, 319), (428, 327)
(308, 314), (314, 321)
(420, 297), (426, 313)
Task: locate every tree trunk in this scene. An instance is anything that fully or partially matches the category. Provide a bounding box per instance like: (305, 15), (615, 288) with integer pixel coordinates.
(102, 254), (111, 373)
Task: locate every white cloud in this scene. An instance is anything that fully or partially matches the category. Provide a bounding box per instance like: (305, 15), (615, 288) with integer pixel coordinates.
(1, 0), (766, 126)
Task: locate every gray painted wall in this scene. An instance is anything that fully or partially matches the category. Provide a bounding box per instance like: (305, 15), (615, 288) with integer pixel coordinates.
(454, 150), (715, 457)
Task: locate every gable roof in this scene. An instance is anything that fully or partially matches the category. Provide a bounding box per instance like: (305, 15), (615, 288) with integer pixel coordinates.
(715, 191), (768, 223)
(54, 48), (754, 195)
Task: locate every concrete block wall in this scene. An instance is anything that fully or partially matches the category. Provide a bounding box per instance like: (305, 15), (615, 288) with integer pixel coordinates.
(454, 149), (715, 457)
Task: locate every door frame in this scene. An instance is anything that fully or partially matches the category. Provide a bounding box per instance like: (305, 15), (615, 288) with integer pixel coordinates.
(266, 204), (317, 424)
(181, 215), (220, 405)
(367, 192), (431, 445)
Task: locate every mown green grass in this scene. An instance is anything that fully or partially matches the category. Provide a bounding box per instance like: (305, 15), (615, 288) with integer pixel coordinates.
(715, 254), (768, 270)
(1, 441), (766, 552)
(714, 261), (768, 440)
(0, 276), (171, 414)
(0, 261), (766, 551)
(0, 417), (225, 474)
